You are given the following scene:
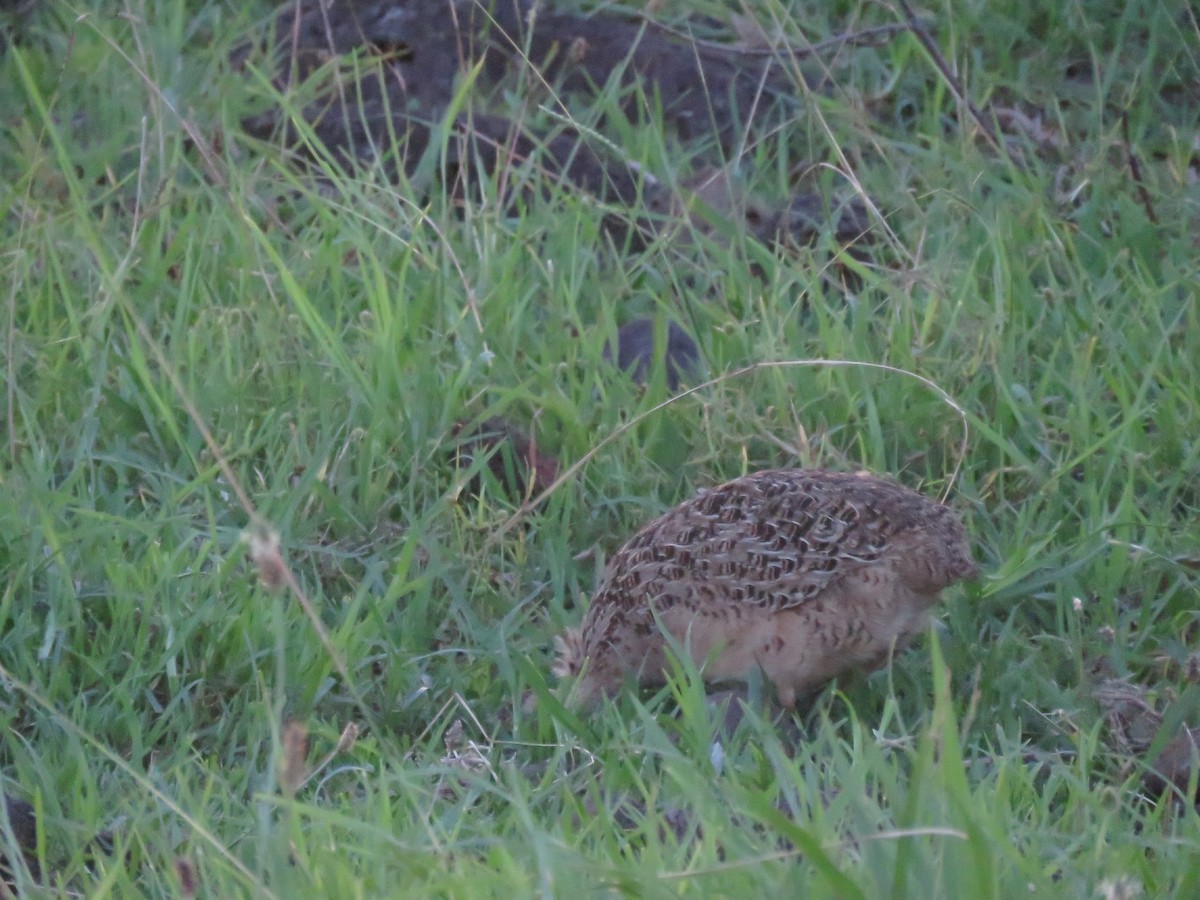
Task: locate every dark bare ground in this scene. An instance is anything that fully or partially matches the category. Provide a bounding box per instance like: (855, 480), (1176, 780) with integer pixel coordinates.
(236, 0), (869, 254)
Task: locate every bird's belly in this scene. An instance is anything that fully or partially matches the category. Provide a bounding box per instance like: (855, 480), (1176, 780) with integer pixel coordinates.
(658, 599), (930, 697)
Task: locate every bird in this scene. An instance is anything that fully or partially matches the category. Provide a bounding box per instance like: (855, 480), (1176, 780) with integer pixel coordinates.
(553, 467), (977, 710)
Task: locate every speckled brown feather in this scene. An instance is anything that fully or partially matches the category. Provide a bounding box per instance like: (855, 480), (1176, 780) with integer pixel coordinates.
(554, 468), (977, 709)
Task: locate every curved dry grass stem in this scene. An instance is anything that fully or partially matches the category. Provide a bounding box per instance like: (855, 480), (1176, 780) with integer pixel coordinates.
(487, 359), (969, 548)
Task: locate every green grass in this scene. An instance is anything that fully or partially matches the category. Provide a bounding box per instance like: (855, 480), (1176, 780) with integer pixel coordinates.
(2, 0), (1198, 895)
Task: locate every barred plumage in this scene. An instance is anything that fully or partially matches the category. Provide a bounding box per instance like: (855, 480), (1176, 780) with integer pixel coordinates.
(554, 468), (977, 709)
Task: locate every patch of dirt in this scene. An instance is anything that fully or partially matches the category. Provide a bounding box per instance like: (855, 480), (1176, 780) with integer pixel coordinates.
(451, 416), (560, 501)
(237, 0), (806, 154)
(1095, 677), (1200, 804)
(0, 795), (39, 885)
(235, 0), (869, 254)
